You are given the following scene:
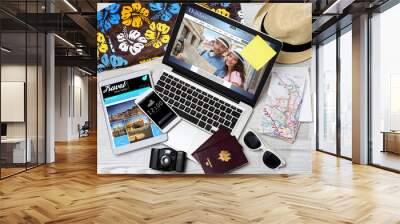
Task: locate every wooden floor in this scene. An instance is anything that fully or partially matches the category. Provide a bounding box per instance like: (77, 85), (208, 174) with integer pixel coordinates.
(1, 135), (400, 224)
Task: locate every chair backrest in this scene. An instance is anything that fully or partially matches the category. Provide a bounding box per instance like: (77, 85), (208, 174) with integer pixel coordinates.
(82, 121), (90, 129)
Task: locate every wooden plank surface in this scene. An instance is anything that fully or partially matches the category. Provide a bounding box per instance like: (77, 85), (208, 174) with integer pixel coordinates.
(1, 135), (400, 223)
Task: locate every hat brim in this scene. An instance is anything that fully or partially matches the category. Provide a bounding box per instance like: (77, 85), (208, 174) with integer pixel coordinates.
(276, 48), (312, 64)
(251, 3), (312, 64)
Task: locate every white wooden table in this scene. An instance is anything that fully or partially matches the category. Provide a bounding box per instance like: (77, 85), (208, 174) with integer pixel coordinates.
(97, 58), (313, 174)
(97, 3), (313, 175)
(1, 138), (32, 163)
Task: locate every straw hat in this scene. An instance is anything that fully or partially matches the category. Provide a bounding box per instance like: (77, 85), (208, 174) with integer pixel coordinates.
(252, 3), (312, 64)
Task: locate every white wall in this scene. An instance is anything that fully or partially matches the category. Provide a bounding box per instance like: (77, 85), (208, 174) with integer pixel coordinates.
(1, 65), (31, 138)
(54, 67), (89, 141)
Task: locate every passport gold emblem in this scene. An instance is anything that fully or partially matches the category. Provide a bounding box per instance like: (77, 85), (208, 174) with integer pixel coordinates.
(218, 150), (231, 162)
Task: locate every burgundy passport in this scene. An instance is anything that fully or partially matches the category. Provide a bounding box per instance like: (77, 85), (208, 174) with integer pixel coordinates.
(192, 129), (248, 174)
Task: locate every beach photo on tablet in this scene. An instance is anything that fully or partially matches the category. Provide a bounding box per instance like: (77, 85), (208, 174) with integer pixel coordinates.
(107, 100), (160, 147)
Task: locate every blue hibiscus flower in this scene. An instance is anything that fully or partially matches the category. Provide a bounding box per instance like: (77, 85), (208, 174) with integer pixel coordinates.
(97, 54), (128, 73)
(149, 3), (180, 22)
(209, 3), (231, 8)
(97, 4), (120, 33)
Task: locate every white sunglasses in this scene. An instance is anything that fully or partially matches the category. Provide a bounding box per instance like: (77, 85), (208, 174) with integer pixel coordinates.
(243, 128), (286, 169)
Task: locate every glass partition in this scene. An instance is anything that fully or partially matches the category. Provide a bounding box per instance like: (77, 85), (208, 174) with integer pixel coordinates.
(317, 35), (337, 154)
(339, 27), (352, 158)
(0, 0), (46, 179)
(370, 3), (400, 171)
(0, 26), (28, 178)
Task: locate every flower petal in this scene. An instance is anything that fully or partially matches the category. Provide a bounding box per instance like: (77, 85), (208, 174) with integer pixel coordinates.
(129, 43), (144, 55)
(137, 36), (148, 44)
(104, 20), (112, 32)
(97, 11), (104, 21)
(109, 4), (120, 13)
(116, 33), (125, 42)
(159, 34), (170, 44)
(149, 22), (156, 31)
(153, 40), (163, 49)
(144, 30), (156, 40)
(110, 55), (128, 67)
(168, 3), (181, 14)
(128, 30), (141, 41)
(160, 11), (172, 22)
(101, 54), (110, 66)
(122, 18), (132, 26)
(131, 3), (142, 12)
(97, 32), (105, 43)
(121, 6), (132, 20)
(156, 23), (170, 34)
(97, 64), (106, 73)
(119, 42), (129, 52)
(140, 8), (150, 17)
(216, 8), (230, 17)
(131, 17), (143, 28)
(149, 3), (164, 11)
(109, 14), (120, 25)
(98, 43), (108, 53)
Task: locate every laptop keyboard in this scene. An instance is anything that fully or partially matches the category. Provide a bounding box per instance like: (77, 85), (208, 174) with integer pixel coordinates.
(154, 72), (242, 133)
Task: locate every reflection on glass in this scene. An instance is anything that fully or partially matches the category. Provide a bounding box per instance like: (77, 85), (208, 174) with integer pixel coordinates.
(0, 0), (48, 178)
(318, 37), (337, 154)
(27, 32), (38, 169)
(38, 32), (46, 165)
(371, 3), (400, 171)
(340, 29), (352, 158)
(1, 31), (27, 177)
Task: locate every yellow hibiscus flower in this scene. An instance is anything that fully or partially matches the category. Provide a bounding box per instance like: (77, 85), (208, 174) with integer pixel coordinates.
(144, 22), (170, 49)
(121, 3), (149, 28)
(97, 32), (108, 58)
(215, 8), (230, 17)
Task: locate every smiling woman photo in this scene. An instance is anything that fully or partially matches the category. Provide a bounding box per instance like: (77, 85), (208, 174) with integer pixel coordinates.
(223, 49), (246, 88)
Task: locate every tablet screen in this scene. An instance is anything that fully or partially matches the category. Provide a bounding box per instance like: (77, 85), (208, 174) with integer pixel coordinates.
(101, 74), (163, 148)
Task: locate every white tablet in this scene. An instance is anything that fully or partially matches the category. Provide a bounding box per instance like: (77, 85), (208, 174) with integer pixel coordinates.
(98, 70), (167, 155)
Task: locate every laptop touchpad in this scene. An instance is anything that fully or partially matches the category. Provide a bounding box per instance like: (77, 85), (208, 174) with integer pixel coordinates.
(164, 121), (210, 162)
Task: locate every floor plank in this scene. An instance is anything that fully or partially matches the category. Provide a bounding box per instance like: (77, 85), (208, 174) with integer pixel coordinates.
(1, 135), (400, 224)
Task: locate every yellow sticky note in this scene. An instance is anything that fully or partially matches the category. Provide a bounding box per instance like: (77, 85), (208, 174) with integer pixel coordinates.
(240, 35), (277, 71)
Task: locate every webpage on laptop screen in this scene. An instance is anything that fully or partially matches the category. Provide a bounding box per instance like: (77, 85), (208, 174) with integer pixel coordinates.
(167, 5), (276, 100)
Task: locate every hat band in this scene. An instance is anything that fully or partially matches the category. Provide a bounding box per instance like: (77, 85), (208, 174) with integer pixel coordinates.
(216, 37), (230, 49)
(261, 16), (311, 53)
(232, 51), (244, 63)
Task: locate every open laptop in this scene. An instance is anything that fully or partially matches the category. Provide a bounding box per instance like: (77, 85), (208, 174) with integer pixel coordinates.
(155, 4), (282, 159)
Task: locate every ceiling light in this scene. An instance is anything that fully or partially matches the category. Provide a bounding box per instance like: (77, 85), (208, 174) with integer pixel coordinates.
(63, 0), (78, 12)
(323, 0), (355, 15)
(1, 47), (11, 53)
(54, 34), (75, 48)
(78, 67), (92, 76)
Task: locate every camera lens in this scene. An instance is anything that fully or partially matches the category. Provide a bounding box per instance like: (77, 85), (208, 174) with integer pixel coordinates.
(160, 155), (171, 168)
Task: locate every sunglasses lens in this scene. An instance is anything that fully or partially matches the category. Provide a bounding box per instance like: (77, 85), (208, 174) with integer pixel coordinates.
(262, 151), (281, 169)
(244, 131), (262, 149)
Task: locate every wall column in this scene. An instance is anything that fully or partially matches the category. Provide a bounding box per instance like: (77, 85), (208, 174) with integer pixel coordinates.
(352, 14), (369, 164)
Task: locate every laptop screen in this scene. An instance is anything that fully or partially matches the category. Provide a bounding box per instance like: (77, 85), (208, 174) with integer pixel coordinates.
(164, 5), (281, 102)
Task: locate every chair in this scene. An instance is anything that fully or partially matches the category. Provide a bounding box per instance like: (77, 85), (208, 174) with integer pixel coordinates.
(79, 121), (90, 138)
